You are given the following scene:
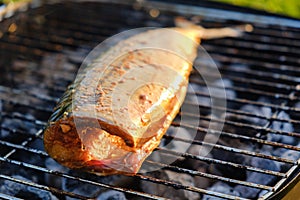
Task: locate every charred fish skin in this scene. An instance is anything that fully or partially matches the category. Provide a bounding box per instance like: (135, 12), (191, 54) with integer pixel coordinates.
(44, 18), (250, 175)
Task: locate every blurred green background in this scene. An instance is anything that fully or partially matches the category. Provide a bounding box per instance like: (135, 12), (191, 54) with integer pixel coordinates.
(1, 0), (30, 4)
(217, 0), (300, 18)
(1, 0), (300, 19)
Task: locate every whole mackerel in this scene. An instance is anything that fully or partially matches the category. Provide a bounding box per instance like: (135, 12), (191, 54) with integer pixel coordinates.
(44, 18), (250, 175)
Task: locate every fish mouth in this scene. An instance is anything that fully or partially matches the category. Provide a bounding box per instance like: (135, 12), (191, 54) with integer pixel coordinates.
(44, 118), (145, 175)
(81, 155), (142, 175)
(79, 127), (147, 175)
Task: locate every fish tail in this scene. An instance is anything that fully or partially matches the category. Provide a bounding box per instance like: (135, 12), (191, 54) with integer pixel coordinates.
(175, 17), (253, 40)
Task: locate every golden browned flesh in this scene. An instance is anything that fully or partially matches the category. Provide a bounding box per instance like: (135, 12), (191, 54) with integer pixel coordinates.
(44, 18), (248, 175)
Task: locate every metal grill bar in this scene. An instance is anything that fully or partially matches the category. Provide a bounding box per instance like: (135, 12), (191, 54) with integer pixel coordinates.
(1, 113), (297, 167)
(2, 74), (298, 147)
(1, 104), (294, 169)
(163, 134), (296, 164)
(206, 38), (300, 57)
(0, 140), (48, 156)
(181, 107), (300, 125)
(230, 28), (300, 44)
(0, 138), (275, 191)
(1, 137), (285, 178)
(0, 193), (24, 200)
(2, 36), (66, 52)
(2, 138), (275, 200)
(0, 120), (295, 165)
(0, 79), (300, 115)
(143, 161), (272, 190)
(173, 122), (300, 151)
(272, 164), (300, 191)
(134, 174), (250, 200)
(11, 31), (85, 48)
(189, 91), (297, 111)
(2, 92), (299, 162)
(189, 79), (296, 101)
(5, 78), (298, 130)
(178, 112), (300, 139)
(1, 99), (53, 113)
(0, 109), (289, 199)
(0, 174), (91, 199)
(1, 112), (47, 126)
(210, 40), (300, 60)
(1, 1), (300, 199)
(0, 86), (59, 103)
(190, 69), (299, 93)
(204, 51), (297, 70)
(3, 88), (300, 143)
(4, 31), (296, 88)
(0, 44), (45, 58)
(0, 30), (105, 51)
(207, 52), (300, 76)
(154, 148), (285, 177)
(0, 157), (245, 200)
(191, 73), (294, 92)
(0, 157), (167, 200)
(3, 129), (42, 159)
(31, 5), (125, 30)
(128, 0), (300, 28)
(2, 79), (300, 127)
(2, 94), (300, 137)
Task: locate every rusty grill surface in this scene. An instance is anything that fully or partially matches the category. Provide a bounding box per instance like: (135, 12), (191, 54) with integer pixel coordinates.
(1, 1), (300, 200)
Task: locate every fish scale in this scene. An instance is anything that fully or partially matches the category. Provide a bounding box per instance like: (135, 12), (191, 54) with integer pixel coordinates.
(43, 18), (244, 175)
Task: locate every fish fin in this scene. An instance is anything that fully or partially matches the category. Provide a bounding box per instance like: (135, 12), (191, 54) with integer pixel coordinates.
(175, 17), (253, 40)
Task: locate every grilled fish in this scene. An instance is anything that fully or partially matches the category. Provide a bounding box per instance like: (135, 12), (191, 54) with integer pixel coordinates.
(44, 18), (251, 175)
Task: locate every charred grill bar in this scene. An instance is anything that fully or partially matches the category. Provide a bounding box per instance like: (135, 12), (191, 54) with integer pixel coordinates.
(1, 0), (300, 199)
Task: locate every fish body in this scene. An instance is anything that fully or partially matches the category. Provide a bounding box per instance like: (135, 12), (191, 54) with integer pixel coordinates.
(44, 18), (247, 175)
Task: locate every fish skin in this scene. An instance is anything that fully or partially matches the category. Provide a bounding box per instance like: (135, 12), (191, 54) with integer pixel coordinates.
(44, 19), (248, 175)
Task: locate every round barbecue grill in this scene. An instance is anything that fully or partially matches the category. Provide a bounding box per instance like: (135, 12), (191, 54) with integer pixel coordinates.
(1, 0), (300, 199)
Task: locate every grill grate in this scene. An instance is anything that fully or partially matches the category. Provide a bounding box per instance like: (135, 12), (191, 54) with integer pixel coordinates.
(1, 1), (300, 199)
